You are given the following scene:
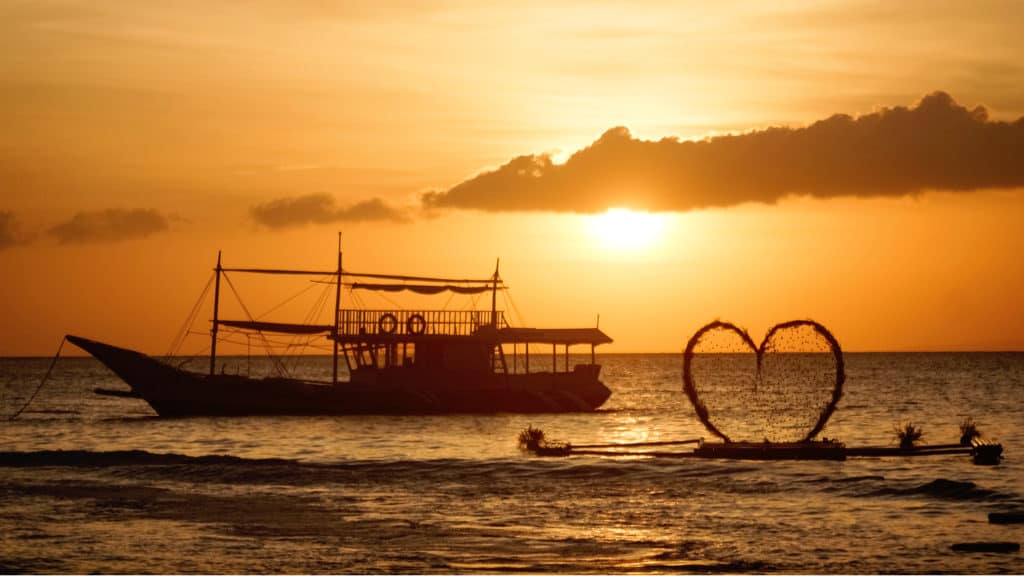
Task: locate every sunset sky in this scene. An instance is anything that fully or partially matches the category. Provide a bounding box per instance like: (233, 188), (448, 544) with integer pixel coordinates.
(2, 0), (1023, 356)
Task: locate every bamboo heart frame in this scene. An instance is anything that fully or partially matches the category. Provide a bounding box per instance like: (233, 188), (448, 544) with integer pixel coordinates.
(682, 319), (846, 443)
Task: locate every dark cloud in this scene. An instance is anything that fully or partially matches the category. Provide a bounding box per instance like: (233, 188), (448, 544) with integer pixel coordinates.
(0, 210), (17, 249)
(250, 194), (408, 228)
(48, 208), (170, 244)
(423, 92), (1024, 213)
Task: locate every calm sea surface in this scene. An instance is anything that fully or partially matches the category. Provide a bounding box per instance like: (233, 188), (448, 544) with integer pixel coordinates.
(2, 352), (1023, 573)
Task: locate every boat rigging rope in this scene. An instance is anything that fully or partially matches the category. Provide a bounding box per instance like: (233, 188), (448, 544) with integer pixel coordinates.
(283, 278), (335, 374)
(254, 275), (327, 320)
(346, 286), (365, 309)
(8, 337), (66, 421)
(221, 272), (290, 379)
(165, 272), (215, 358)
(502, 290), (525, 327)
(300, 277), (334, 326)
(372, 289), (404, 311)
(441, 290), (456, 311)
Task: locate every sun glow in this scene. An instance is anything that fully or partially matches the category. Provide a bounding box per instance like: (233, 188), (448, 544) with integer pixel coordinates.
(588, 208), (668, 251)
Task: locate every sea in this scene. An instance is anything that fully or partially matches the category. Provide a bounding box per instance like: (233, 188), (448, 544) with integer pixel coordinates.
(1, 352), (1022, 574)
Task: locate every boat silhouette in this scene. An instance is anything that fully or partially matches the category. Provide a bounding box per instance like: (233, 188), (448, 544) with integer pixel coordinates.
(69, 246), (612, 416)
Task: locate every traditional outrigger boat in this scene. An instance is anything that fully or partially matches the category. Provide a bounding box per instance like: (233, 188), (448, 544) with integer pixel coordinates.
(68, 247), (613, 416)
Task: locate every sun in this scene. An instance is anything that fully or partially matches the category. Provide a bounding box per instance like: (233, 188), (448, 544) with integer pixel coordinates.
(588, 208), (667, 251)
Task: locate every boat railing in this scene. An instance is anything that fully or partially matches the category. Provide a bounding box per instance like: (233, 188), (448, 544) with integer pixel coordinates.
(337, 309), (507, 337)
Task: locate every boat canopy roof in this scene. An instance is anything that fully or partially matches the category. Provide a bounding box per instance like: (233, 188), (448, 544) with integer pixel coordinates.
(217, 320), (333, 334)
(349, 282), (497, 295)
(344, 270), (501, 284)
(480, 326), (613, 345)
(221, 265), (502, 285)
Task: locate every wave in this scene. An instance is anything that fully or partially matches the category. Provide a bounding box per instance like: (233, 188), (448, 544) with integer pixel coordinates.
(0, 449), (298, 468)
(6, 450), (1014, 510)
(0, 449), (784, 489)
(815, 474), (886, 483)
(864, 478), (1009, 501)
(0, 448), (742, 472)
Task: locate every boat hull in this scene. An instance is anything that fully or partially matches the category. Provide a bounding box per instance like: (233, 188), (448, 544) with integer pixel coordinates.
(67, 335), (612, 416)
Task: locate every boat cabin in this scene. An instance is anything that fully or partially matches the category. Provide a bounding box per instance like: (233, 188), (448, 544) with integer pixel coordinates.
(211, 253), (612, 387)
(333, 307), (611, 383)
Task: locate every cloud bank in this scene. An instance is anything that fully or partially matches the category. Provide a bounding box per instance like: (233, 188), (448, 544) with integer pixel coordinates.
(423, 92), (1024, 213)
(48, 208), (170, 244)
(250, 194), (408, 228)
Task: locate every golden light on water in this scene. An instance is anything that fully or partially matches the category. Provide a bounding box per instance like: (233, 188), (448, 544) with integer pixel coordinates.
(588, 208), (668, 252)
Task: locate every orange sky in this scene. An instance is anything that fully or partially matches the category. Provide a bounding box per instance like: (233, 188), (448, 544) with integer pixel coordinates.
(2, 1), (1023, 355)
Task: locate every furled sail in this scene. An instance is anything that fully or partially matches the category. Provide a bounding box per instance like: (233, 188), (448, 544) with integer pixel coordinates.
(217, 320), (334, 334)
(350, 282), (496, 295)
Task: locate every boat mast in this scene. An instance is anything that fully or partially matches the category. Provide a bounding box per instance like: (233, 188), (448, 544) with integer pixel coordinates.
(332, 234), (342, 385)
(491, 258), (499, 327)
(210, 251), (222, 376)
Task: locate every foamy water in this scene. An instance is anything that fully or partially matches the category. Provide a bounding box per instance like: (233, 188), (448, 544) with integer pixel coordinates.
(2, 353), (1023, 573)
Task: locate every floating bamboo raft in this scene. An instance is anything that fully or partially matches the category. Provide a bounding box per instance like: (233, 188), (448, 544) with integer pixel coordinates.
(693, 441), (847, 461)
(694, 440), (1002, 463)
(520, 433), (1003, 464)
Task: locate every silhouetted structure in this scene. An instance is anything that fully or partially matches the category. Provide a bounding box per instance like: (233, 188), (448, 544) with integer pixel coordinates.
(69, 247), (612, 415)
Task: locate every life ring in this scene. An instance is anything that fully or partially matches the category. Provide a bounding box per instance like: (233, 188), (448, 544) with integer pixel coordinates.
(378, 313), (398, 334)
(406, 314), (427, 335)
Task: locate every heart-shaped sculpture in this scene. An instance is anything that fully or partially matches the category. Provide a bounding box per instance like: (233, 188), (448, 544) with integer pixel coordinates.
(682, 320), (845, 443)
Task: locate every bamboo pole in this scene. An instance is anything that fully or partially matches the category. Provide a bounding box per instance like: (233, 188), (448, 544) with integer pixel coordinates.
(332, 236), (342, 385)
(209, 251), (222, 376)
(570, 439), (702, 449)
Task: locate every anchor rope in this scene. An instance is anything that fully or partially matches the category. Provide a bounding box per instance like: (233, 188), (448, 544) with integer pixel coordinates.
(9, 336), (66, 421)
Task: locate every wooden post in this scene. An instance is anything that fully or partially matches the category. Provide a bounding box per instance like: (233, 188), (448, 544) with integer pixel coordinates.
(491, 259), (499, 328)
(209, 251), (222, 376)
(525, 343), (530, 373)
(497, 344), (508, 374)
(342, 343), (352, 372)
(552, 343), (556, 373)
(564, 344), (569, 372)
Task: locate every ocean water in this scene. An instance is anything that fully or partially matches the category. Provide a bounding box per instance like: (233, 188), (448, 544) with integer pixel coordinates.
(1, 352), (1023, 573)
